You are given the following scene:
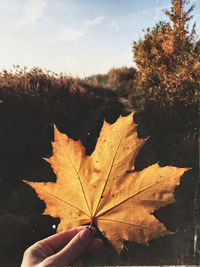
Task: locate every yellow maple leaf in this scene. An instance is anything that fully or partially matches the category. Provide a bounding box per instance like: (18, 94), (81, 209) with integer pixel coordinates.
(24, 113), (189, 253)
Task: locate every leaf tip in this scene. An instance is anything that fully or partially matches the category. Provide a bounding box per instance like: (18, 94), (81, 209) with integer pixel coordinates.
(43, 157), (51, 163)
(165, 230), (175, 237)
(53, 124), (63, 141)
(22, 179), (36, 189)
(184, 167), (192, 172)
(53, 124), (58, 132)
(22, 179), (30, 185)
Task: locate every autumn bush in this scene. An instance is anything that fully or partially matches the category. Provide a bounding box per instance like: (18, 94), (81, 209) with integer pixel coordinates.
(133, 0), (200, 111)
(0, 65), (128, 165)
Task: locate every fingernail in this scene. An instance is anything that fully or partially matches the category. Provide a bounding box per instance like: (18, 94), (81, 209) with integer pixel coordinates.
(79, 228), (92, 243)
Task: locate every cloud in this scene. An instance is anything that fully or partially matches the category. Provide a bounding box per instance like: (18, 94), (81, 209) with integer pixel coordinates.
(110, 21), (120, 32)
(0, 1), (16, 13)
(58, 28), (84, 42)
(85, 16), (107, 27)
(12, 0), (46, 29)
(58, 15), (107, 43)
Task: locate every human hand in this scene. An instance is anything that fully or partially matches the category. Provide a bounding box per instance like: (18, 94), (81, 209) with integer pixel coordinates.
(21, 226), (103, 267)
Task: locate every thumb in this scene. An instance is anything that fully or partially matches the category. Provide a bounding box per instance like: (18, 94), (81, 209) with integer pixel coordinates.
(42, 227), (92, 267)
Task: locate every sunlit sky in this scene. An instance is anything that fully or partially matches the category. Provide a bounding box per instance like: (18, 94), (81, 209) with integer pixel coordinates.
(0, 0), (199, 77)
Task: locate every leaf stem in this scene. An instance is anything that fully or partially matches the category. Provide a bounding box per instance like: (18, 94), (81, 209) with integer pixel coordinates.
(90, 215), (95, 227)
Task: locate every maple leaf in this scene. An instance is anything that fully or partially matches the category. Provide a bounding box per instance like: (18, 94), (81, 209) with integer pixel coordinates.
(24, 113), (189, 253)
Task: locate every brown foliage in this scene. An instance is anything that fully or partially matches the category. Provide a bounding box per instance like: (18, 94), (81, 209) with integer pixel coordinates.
(133, 0), (199, 108)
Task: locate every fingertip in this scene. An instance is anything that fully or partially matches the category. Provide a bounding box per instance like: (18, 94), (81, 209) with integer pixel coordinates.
(78, 227), (92, 244)
(86, 238), (104, 253)
(86, 225), (96, 237)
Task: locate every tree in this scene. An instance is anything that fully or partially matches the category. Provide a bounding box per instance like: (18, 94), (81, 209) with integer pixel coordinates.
(133, 0), (200, 108)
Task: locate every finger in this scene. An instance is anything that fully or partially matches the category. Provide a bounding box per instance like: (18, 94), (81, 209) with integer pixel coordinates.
(38, 226), (96, 253)
(56, 237), (103, 255)
(42, 227), (93, 266)
(85, 237), (103, 253)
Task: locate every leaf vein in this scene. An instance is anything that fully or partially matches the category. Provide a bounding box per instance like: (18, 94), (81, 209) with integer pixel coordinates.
(65, 151), (91, 215)
(94, 129), (127, 216)
(97, 176), (172, 217)
(38, 186), (90, 217)
(98, 218), (152, 230)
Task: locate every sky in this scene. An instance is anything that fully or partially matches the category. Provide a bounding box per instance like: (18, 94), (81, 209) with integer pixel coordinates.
(0, 0), (199, 77)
